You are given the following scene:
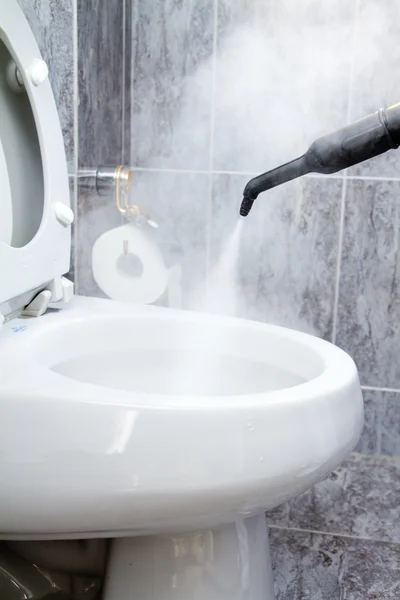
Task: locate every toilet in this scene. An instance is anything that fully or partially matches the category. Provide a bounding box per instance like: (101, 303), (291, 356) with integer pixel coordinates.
(0, 3), (364, 600)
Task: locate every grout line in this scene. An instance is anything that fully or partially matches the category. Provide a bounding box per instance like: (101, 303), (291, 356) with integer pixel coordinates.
(331, 0), (359, 345)
(267, 524), (400, 546)
(126, 166), (400, 183)
(351, 451), (400, 463)
(72, 0), (79, 292)
(131, 167), (217, 175)
(125, 166), (400, 183)
(205, 0), (219, 280)
(361, 385), (400, 394)
(344, 175), (400, 183)
(331, 178), (347, 345)
(121, 0), (126, 163)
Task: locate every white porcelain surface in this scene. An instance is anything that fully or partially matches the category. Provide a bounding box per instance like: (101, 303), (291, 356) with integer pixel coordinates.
(103, 515), (275, 600)
(0, 296), (363, 540)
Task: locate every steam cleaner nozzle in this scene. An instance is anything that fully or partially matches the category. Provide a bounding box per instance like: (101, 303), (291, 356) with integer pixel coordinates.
(240, 195), (255, 217)
(240, 103), (400, 216)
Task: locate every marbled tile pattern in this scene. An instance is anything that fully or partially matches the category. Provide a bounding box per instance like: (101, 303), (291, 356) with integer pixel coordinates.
(270, 528), (400, 600)
(267, 454), (400, 544)
(78, 0), (124, 167)
(131, 0), (214, 169)
(75, 182), (122, 298)
(356, 390), (381, 455)
(17, 0), (75, 170)
(209, 175), (342, 338)
(349, 0), (400, 177)
(130, 172), (209, 307)
(381, 394), (400, 457)
(214, 0), (355, 172)
(336, 179), (400, 388)
(357, 390), (400, 457)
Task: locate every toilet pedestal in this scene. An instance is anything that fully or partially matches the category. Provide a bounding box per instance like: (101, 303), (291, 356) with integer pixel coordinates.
(103, 515), (275, 600)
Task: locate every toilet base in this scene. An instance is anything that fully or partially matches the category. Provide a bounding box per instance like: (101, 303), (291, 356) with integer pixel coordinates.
(103, 515), (275, 600)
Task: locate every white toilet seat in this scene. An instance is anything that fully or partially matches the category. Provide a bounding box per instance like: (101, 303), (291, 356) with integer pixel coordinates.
(0, 1), (71, 310)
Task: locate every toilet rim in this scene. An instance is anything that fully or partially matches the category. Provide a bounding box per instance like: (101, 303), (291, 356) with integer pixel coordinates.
(0, 298), (361, 411)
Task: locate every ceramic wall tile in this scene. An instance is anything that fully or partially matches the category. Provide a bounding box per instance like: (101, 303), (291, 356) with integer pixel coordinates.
(17, 0), (75, 171)
(381, 393), (400, 457)
(75, 181), (122, 298)
(349, 0), (400, 178)
(214, 0), (355, 173)
(131, 0), (214, 170)
(356, 390), (400, 457)
(355, 390), (380, 455)
(267, 454), (400, 544)
(208, 174), (342, 338)
(335, 179), (400, 388)
(129, 171), (209, 308)
(78, 0), (124, 167)
(270, 528), (400, 600)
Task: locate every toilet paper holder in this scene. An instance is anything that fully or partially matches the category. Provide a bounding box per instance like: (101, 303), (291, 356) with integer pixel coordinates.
(81, 167), (183, 309)
(78, 166), (158, 229)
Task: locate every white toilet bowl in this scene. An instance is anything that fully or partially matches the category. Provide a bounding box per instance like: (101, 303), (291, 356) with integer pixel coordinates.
(0, 296), (363, 599)
(0, 295), (363, 539)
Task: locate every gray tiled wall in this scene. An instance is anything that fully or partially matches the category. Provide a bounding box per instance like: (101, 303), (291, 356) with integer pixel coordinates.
(270, 526), (400, 600)
(215, 0), (355, 173)
(336, 179), (400, 389)
(131, 0), (215, 170)
(17, 0), (75, 172)
(76, 0), (131, 294)
(78, 0), (125, 168)
(267, 455), (400, 598)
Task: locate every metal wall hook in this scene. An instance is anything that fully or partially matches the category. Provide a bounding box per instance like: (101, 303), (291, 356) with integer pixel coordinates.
(78, 166), (158, 228)
(78, 166), (132, 199)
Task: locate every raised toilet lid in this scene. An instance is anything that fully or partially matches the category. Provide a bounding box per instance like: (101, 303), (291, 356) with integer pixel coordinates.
(0, 0), (72, 313)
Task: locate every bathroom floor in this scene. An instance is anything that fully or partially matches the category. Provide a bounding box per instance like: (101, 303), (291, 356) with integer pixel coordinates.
(268, 453), (400, 599)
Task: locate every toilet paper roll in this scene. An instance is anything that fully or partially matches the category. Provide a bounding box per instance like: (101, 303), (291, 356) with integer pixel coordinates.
(92, 224), (168, 304)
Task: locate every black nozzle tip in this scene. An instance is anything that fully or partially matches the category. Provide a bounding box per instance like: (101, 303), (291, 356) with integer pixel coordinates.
(240, 195), (255, 217)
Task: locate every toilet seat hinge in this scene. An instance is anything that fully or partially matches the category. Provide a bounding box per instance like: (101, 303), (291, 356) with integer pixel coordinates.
(21, 290), (52, 318)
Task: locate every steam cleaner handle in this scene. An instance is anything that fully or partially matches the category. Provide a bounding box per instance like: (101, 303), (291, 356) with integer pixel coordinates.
(305, 103), (400, 175)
